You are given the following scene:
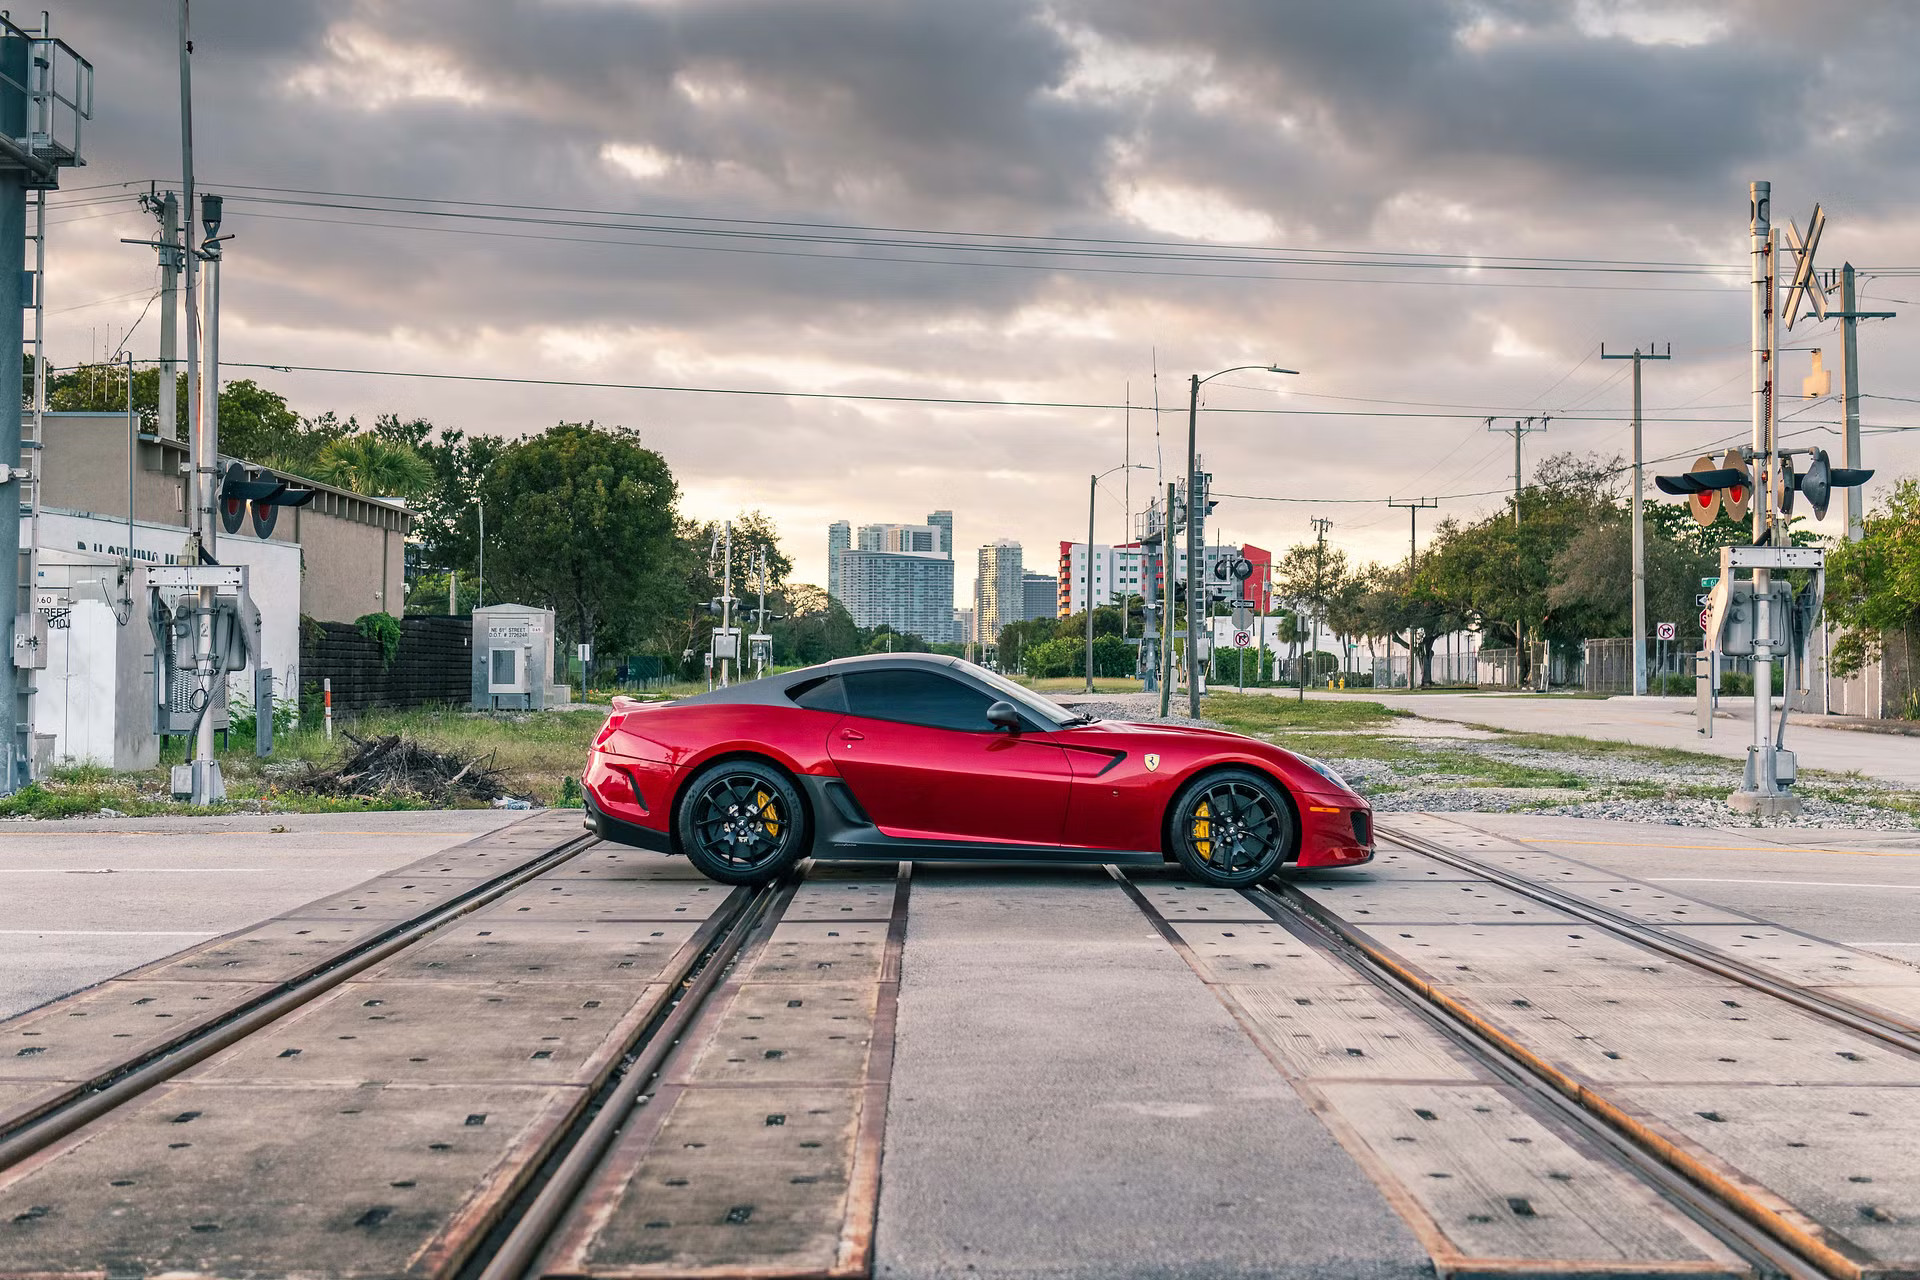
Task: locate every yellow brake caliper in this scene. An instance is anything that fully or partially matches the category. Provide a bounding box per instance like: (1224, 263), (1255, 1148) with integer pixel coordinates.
(1191, 800), (1211, 860)
(756, 789), (781, 840)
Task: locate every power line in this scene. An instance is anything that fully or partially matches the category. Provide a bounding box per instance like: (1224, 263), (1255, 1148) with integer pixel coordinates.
(153, 179), (1757, 272)
(227, 206), (1742, 295)
(206, 359), (1773, 423)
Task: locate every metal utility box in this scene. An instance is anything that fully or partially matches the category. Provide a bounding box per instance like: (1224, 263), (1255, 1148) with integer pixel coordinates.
(147, 565), (259, 736)
(471, 604), (557, 710)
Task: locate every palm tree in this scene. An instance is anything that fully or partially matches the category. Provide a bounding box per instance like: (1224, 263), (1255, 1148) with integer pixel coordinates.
(311, 434), (434, 499)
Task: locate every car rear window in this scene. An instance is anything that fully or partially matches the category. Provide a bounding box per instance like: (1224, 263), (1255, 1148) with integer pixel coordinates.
(788, 675), (847, 713)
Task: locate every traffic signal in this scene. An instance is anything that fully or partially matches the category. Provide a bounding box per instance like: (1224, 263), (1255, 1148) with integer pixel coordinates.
(1792, 448), (1872, 521)
(217, 460), (315, 538)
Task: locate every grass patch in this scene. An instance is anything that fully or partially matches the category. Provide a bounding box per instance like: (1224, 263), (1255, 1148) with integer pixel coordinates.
(1202, 693), (1409, 734)
(1457, 724), (1730, 769)
(1020, 677), (1149, 694)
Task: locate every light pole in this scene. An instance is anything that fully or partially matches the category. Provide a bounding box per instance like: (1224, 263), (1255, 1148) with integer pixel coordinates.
(1186, 364), (1297, 718)
(1086, 464), (1148, 692)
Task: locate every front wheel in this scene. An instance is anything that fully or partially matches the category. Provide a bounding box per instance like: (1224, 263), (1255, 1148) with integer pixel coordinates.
(1168, 769), (1295, 887)
(675, 759), (808, 886)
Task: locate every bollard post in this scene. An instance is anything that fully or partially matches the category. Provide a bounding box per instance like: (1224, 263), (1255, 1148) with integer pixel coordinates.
(323, 677), (332, 741)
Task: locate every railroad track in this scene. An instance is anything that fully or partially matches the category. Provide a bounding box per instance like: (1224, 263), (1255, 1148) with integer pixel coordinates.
(0, 827), (607, 1168)
(0, 818), (906, 1280)
(1202, 820), (1920, 1280)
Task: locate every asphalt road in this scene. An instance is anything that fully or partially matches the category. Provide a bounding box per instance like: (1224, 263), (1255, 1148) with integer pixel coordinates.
(0, 810), (520, 1019)
(1287, 689), (1920, 785)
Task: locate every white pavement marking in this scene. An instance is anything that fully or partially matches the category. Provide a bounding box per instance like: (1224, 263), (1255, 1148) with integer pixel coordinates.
(1649, 877), (1920, 890)
(0, 929), (215, 936)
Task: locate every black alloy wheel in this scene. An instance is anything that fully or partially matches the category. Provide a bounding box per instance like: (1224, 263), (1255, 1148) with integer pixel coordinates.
(1169, 768), (1294, 887)
(676, 759), (807, 885)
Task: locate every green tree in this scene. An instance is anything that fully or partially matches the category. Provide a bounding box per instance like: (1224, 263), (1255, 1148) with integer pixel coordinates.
(771, 583), (861, 666)
(480, 422), (683, 656)
(1828, 478), (1920, 691)
(370, 415), (505, 575)
(310, 434), (435, 498)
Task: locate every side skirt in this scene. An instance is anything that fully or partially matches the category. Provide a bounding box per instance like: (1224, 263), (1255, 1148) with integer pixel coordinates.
(797, 774), (1166, 867)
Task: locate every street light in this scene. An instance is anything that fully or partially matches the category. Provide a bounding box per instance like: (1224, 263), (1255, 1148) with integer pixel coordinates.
(1086, 463), (1150, 692)
(1184, 364), (1298, 718)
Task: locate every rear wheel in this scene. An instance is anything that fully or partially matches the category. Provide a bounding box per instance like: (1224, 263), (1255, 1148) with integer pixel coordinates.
(1168, 769), (1294, 887)
(675, 759), (808, 886)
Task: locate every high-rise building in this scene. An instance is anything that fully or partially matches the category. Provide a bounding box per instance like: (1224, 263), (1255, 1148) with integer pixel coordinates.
(827, 520), (851, 602)
(1058, 541), (1149, 615)
(828, 510), (960, 642)
(974, 539), (1023, 646)
(1021, 572), (1056, 621)
(953, 606), (973, 646)
(836, 549), (955, 644)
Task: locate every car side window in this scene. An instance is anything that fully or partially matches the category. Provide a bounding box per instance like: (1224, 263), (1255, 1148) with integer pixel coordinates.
(789, 675), (847, 713)
(842, 670), (998, 732)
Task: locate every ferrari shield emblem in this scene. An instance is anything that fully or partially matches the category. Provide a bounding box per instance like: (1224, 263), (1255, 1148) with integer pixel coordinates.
(1144, 753), (1160, 773)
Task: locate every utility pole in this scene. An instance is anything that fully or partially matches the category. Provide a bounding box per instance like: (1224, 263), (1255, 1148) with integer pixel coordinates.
(1602, 343), (1672, 695)
(1387, 497), (1436, 689)
(719, 520), (733, 688)
(180, 1), (201, 560)
(1158, 481), (1175, 719)
(1303, 516), (1332, 701)
(1487, 417), (1548, 527)
(1185, 375), (1204, 719)
(1085, 473), (1098, 693)
(1830, 264), (1895, 543)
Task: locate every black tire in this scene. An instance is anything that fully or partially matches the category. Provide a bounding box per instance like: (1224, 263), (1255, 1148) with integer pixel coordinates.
(675, 758), (809, 886)
(1168, 768), (1295, 888)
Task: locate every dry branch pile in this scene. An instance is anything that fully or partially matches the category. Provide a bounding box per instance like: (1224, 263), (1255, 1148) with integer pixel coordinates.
(297, 733), (507, 805)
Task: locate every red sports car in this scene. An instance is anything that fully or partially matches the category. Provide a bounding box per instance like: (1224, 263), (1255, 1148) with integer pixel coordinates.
(581, 653), (1373, 887)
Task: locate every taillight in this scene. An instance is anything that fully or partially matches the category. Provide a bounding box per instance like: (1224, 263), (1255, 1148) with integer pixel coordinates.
(593, 713), (629, 749)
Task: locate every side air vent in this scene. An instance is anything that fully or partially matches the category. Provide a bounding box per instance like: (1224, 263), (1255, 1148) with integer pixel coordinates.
(824, 780), (873, 827)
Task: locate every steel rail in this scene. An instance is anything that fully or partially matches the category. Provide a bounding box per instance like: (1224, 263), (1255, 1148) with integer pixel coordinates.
(1376, 821), (1920, 1058)
(0, 828), (601, 1170)
(1240, 882), (1834, 1280)
(470, 877), (790, 1280)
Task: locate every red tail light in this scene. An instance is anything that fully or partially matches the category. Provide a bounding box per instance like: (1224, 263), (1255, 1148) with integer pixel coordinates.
(593, 713), (629, 749)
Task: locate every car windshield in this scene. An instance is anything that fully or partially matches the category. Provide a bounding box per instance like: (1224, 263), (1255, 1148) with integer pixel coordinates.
(954, 660), (1083, 729)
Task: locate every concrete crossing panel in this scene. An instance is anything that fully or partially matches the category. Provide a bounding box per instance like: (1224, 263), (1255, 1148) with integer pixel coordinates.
(364, 920), (703, 984)
(873, 868), (1432, 1280)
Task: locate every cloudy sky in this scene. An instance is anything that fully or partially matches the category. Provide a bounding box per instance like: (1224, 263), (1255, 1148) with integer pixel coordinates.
(41, 0), (1920, 606)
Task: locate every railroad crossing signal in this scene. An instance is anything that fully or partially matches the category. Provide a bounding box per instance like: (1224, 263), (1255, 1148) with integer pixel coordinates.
(1660, 452), (1752, 526)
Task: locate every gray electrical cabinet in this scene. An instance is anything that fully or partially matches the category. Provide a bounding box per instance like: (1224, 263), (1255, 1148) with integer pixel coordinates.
(471, 604), (559, 710)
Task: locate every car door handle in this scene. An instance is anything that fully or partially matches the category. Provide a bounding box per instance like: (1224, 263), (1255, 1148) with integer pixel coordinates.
(838, 728), (866, 742)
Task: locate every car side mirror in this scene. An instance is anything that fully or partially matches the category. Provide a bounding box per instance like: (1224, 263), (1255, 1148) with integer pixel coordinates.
(986, 701), (1022, 733)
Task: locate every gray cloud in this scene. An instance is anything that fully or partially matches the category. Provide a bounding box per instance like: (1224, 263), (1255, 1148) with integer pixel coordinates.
(36, 0), (1920, 590)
